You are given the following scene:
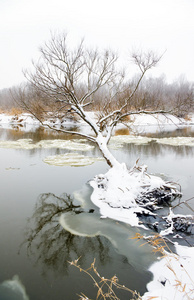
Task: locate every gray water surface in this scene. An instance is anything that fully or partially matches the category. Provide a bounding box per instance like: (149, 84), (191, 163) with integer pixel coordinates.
(0, 126), (193, 300)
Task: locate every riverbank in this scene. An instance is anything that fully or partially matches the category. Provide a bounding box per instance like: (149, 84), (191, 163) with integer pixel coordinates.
(0, 111), (194, 134)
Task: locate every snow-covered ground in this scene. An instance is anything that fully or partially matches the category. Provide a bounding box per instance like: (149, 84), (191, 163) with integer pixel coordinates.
(143, 243), (194, 300)
(0, 111), (193, 132)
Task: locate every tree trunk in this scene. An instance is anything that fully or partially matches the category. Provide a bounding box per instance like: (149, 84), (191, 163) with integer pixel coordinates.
(96, 133), (121, 168)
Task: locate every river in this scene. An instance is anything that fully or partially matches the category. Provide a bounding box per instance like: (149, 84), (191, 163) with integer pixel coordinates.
(0, 125), (193, 299)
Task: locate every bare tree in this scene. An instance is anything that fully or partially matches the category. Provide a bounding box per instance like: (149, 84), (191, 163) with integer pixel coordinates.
(170, 77), (194, 118)
(18, 32), (164, 168)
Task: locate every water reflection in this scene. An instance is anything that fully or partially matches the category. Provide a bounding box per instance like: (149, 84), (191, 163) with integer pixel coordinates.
(1, 125), (193, 299)
(1, 127), (194, 162)
(129, 125), (194, 137)
(113, 141), (194, 164)
(0, 125), (81, 142)
(22, 193), (111, 276)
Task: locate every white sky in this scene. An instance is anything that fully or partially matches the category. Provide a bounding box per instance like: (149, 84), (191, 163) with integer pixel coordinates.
(0, 0), (194, 89)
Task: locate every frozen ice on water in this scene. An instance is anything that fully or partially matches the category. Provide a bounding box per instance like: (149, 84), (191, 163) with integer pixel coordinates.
(109, 135), (153, 149)
(43, 153), (104, 167)
(0, 275), (29, 300)
(0, 139), (35, 149)
(37, 139), (94, 151)
(0, 139), (94, 151)
(156, 136), (194, 146)
(109, 135), (194, 149)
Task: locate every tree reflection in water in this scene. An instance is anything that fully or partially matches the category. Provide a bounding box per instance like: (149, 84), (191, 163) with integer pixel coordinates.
(22, 192), (111, 276)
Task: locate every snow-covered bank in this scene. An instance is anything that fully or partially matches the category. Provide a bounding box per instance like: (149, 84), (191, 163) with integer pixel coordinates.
(0, 112), (193, 133)
(0, 112), (77, 132)
(143, 244), (194, 300)
(130, 113), (185, 126)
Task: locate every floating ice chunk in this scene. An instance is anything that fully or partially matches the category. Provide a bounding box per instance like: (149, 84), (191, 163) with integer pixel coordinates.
(0, 139), (35, 149)
(37, 139), (94, 151)
(109, 135), (194, 149)
(0, 275), (29, 300)
(0, 139), (94, 151)
(109, 135), (153, 149)
(43, 153), (104, 167)
(156, 136), (194, 146)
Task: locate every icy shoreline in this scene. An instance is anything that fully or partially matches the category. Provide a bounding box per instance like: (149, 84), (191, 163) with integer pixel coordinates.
(142, 243), (194, 300)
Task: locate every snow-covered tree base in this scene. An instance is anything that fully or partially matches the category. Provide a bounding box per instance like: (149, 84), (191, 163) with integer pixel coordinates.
(89, 162), (183, 232)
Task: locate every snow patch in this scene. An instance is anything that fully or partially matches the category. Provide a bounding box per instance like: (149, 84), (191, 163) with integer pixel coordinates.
(143, 245), (194, 300)
(130, 113), (185, 126)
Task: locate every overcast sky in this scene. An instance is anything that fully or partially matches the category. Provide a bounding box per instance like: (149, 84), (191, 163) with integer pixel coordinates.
(0, 0), (193, 89)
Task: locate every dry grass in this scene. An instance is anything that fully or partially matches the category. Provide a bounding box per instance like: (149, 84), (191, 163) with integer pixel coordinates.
(4, 107), (25, 116)
(69, 258), (141, 300)
(184, 114), (192, 121)
(70, 234), (194, 300)
(132, 233), (194, 300)
(114, 128), (130, 136)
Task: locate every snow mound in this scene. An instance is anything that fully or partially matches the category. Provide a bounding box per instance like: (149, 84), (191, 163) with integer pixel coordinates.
(130, 113), (184, 126)
(89, 163), (178, 227)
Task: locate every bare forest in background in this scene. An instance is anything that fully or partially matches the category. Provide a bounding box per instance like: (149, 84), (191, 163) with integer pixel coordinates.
(0, 75), (193, 119)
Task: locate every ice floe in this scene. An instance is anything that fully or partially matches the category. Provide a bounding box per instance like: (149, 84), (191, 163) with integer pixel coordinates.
(43, 153), (103, 167)
(0, 138), (94, 151)
(109, 135), (154, 149)
(0, 136), (194, 151)
(109, 135), (194, 149)
(0, 275), (29, 300)
(157, 136), (194, 146)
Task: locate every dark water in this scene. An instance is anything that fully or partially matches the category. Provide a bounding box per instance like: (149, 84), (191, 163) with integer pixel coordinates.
(0, 126), (193, 300)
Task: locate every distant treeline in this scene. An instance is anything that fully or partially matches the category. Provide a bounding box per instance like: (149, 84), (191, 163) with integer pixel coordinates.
(0, 75), (193, 118)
